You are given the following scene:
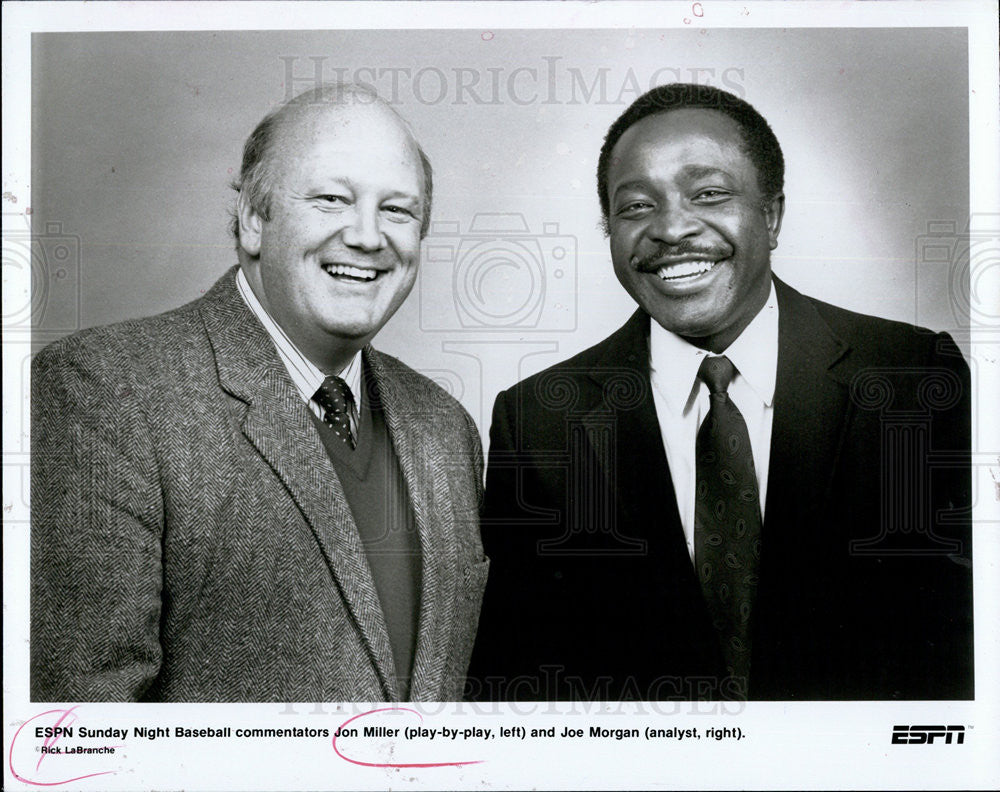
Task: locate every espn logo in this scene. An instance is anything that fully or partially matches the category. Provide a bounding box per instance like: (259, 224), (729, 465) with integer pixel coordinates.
(892, 725), (966, 745)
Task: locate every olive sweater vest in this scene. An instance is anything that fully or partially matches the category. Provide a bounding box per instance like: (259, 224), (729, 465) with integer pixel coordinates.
(308, 373), (422, 699)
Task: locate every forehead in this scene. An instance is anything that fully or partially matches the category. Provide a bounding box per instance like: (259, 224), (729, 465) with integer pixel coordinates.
(270, 103), (424, 192)
(609, 108), (754, 183)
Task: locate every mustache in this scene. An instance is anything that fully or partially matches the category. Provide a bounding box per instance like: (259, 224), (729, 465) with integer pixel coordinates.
(631, 243), (730, 272)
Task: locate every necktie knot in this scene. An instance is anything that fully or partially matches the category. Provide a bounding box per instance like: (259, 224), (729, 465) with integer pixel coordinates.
(313, 375), (356, 449)
(314, 375), (353, 413)
(698, 355), (736, 395)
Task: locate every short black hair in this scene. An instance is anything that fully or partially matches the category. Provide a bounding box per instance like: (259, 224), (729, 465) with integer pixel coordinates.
(597, 83), (784, 231)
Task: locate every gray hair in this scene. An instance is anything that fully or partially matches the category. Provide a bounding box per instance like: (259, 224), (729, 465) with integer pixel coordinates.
(229, 83), (433, 244)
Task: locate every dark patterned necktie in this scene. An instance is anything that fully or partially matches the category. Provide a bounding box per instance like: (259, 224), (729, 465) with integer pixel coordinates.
(313, 375), (356, 450)
(694, 355), (762, 697)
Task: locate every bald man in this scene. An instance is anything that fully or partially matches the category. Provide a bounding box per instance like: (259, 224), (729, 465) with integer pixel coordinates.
(30, 85), (487, 702)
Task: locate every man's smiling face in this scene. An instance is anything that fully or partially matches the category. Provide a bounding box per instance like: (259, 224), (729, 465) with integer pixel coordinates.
(238, 100), (425, 369)
(606, 107), (784, 352)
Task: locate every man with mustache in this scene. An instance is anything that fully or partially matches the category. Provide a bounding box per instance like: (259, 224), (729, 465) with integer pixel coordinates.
(471, 83), (972, 701)
(31, 84), (487, 702)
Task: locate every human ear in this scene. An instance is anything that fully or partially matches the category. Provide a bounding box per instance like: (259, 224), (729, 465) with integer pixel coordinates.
(236, 192), (264, 257)
(764, 193), (785, 250)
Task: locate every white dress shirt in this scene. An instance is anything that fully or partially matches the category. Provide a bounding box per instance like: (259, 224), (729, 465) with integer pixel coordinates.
(649, 281), (779, 562)
(236, 268), (362, 433)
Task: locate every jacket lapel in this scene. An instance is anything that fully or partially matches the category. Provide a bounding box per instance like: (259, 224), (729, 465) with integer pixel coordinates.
(752, 278), (854, 684)
(765, 278), (853, 533)
(366, 349), (457, 701)
(575, 311), (721, 670)
(199, 269), (399, 700)
(578, 310), (690, 562)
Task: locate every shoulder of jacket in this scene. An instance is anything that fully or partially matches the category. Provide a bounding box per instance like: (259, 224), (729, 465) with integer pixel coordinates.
(805, 294), (954, 365)
(498, 318), (639, 403)
(32, 297), (207, 375)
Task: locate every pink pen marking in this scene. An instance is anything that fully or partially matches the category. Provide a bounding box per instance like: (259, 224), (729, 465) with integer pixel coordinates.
(9, 708), (116, 786)
(332, 707), (483, 768)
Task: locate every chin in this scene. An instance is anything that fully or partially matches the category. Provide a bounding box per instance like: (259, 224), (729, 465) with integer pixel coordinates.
(325, 323), (379, 343)
(643, 293), (720, 328)
(650, 306), (731, 339)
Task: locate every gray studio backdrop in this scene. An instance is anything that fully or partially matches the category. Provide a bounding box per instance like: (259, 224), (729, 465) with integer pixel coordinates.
(30, 27), (969, 441)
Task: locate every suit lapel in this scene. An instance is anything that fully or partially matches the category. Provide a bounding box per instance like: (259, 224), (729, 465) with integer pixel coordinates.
(765, 278), (853, 532)
(752, 278), (855, 686)
(199, 269), (399, 700)
(366, 349), (457, 701)
(576, 311), (722, 671)
(579, 311), (690, 562)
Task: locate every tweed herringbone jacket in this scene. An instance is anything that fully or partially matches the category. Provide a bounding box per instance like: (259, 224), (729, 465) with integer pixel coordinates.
(30, 267), (487, 702)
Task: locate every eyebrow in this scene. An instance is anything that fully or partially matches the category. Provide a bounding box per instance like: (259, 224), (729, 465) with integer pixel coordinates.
(306, 177), (421, 203)
(382, 190), (422, 204)
(611, 165), (734, 200)
(612, 180), (651, 196)
(678, 165), (733, 181)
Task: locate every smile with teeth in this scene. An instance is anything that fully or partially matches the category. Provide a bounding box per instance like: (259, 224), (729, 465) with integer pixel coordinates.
(323, 263), (380, 281)
(655, 259), (720, 281)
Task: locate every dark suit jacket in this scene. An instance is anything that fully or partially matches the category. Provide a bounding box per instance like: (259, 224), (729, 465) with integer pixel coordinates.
(31, 267), (487, 702)
(470, 277), (972, 700)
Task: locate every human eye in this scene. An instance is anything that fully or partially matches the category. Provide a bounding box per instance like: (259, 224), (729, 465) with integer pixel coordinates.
(313, 193), (350, 207)
(614, 199), (654, 218)
(381, 203), (419, 223)
(692, 188), (731, 204)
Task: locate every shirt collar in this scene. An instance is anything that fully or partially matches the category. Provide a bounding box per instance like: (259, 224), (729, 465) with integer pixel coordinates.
(724, 279), (778, 407)
(649, 279), (779, 412)
(235, 267), (363, 404)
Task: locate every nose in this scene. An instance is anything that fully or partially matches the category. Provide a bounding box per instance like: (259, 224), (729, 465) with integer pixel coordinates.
(341, 205), (385, 252)
(646, 200), (702, 245)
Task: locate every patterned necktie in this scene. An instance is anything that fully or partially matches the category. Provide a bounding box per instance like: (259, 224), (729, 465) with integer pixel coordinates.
(313, 375), (356, 450)
(694, 355), (762, 696)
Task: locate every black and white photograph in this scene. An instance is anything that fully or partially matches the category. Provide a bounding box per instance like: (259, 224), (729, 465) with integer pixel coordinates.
(4, 1), (999, 789)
